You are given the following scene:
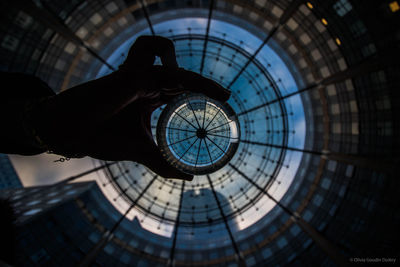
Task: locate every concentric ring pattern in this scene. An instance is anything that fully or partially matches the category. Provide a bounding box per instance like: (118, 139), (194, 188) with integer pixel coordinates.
(156, 93), (240, 175)
(102, 21), (305, 241)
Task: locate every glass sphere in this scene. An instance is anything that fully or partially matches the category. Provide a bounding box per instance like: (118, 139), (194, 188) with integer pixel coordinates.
(156, 93), (240, 175)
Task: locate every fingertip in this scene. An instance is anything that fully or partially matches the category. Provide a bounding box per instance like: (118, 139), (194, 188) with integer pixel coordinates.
(201, 79), (231, 103)
(217, 85), (231, 102)
(158, 162), (193, 181)
(138, 140), (194, 181)
(182, 70), (231, 102)
(169, 171), (194, 181)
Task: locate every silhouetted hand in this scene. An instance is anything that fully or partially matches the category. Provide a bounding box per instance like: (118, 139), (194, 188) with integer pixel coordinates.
(31, 36), (230, 181)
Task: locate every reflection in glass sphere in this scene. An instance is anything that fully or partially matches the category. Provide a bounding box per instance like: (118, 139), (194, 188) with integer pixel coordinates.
(157, 94), (240, 175)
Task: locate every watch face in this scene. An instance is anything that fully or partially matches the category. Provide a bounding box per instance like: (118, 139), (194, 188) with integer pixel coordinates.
(156, 93), (240, 175)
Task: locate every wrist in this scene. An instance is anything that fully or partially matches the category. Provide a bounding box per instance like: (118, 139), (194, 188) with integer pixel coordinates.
(20, 97), (51, 152)
(27, 97), (85, 158)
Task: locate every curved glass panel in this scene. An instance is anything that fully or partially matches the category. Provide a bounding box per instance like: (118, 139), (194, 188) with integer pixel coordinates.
(96, 18), (306, 244)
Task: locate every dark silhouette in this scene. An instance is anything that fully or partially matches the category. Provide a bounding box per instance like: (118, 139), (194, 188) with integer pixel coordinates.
(0, 36), (230, 181)
(0, 198), (17, 266)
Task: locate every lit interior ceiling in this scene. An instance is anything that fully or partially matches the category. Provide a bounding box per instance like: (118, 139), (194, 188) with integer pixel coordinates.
(1, 0), (398, 266)
(94, 16), (307, 240)
(85, 18), (310, 265)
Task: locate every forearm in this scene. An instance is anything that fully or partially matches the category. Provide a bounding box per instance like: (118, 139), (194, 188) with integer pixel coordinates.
(29, 70), (150, 151)
(40, 71), (140, 124)
(0, 99), (47, 155)
(0, 72), (54, 155)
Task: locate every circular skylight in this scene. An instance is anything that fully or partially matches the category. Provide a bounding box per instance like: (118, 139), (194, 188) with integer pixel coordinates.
(95, 17), (306, 242)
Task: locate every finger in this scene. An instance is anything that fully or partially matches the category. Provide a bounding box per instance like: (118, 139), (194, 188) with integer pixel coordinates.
(83, 128), (193, 182)
(119, 36), (178, 71)
(141, 108), (193, 181)
(151, 66), (231, 103)
(177, 68), (231, 102)
(158, 88), (188, 105)
(92, 115), (193, 180)
(112, 102), (193, 181)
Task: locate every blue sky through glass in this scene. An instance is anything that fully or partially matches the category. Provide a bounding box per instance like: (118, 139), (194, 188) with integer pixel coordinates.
(98, 17), (305, 149)
(96, 17), (306, 235)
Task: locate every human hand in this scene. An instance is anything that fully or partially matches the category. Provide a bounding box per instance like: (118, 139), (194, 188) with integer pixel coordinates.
(73, 67), (231, 181)
(31, 36), (230, 181)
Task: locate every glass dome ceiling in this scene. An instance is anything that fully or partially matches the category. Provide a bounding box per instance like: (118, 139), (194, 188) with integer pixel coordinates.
(3, 0), (397, 266)
(93, 17), (306, 240)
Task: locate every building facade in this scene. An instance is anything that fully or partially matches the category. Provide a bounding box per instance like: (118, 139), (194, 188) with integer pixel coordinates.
(0, 154), (22, 189)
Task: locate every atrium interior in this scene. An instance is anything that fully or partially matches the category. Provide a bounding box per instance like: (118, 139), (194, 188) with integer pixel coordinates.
(0, 0), (399, 266)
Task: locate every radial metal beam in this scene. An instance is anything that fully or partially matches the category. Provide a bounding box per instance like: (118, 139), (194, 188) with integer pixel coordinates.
(5, 162), (117, 206)
(237, 83), (318, 116)
(13, 0), (82, 45)
(139, 0), (156, 35)
(240, 140), (396, 174)
(226, 26), (279, 89)
(178, 138), (199, 161)
(195, 139), (203, 167)
(199, 0), (215, 74)
(168, 135), (196, 147)
(186, 97), (202, 128)
(227, 0), (304, 89)
(13, 0), (115, 71)
(168, 182), (186, 267)
(206, 175), (246, 266)
(237, 54), (390, 117)
(78, 175), (158, 267)
(204, 138), (214, 164)
(83, 45), (116, 71)
(54, 162), (118, 185)
(229, 164), (349, 267)
(240, 140), (320, 155)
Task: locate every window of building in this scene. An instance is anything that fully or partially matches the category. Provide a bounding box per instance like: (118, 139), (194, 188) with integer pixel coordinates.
(66, 190), (77, 195)
(15, 11), (33, 29)
(23, 208), (42, 216)
(389, 1), (400, 12)
(27, 200), (40, 206)
(350, 20), (367, 37)
(333, 0), (353, 17)
(1, 35), (19, 51)
(47, 198), (61, 204)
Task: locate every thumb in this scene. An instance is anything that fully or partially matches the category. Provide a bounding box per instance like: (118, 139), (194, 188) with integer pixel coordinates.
(177, 68), (231, 102)
(150, 66), (231, 103)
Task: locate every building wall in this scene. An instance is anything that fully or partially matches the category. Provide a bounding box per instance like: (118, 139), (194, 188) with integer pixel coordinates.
(0, 154), (22, 189)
